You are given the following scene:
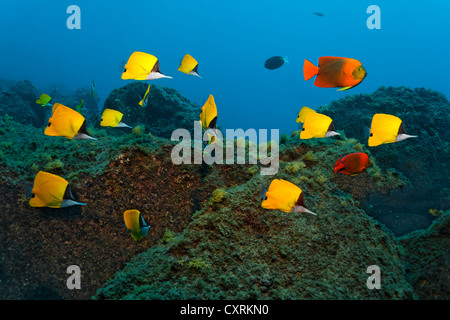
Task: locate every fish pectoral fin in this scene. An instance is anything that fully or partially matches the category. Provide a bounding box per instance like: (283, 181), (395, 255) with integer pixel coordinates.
(337, 86), (353, 91)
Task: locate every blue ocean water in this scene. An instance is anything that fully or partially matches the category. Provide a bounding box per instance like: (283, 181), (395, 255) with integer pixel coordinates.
(0, 0), (449, 134)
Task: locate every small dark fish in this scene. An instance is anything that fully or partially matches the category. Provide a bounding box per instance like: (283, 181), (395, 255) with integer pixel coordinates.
(264, 56), (288, 70)
(312, 12), (325, 17)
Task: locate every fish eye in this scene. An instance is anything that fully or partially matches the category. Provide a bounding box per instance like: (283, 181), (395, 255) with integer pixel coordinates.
(47, 123), (51, 127)
(302, 128), (305, 131)
(370, 133), (373, 137)
(31, 193), (35, 198)
(264, 196), (268, 200)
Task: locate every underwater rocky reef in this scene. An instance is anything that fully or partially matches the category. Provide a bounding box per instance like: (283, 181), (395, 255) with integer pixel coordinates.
(318, 87), (450, 236)
(101, 82), (201, 139)
(0, 82), (448, 300)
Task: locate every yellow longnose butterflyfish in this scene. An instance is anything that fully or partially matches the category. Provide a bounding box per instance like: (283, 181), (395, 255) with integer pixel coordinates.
(123, 209), (151, 241)
(368, 113), (417, 147)
(121, 51), (172, 80)
(44, 103), (97, 140)
(261, 179), (317, 215)
(28, 171), (86, 208)
(199, 95), (220, 144)
(100, 109), (131, 128)
(178, 54), (201, 78)
(296, 106), (340, 139)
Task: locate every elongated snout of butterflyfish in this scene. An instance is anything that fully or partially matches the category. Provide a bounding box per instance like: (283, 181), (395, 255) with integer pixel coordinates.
(45, 103), (97, 140)
(178, 54), (202, 78)
(29, 171), (86, 208)
(121, 51), (172, 80)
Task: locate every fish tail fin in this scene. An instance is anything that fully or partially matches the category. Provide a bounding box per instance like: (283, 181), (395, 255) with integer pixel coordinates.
(284, 56), (289, 63)
(259, 185), (268, 200)
(23, 182), (33, 200)
(303, 59), (319, 81)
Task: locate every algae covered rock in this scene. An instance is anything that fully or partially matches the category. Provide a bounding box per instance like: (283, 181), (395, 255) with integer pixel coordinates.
(93, 138), (415, 300)
(0, 80), (100, 128)
(0, 80), (41, 127)
(318, 86), (450, 185)
(400, 211), (450, 299)
(318, 86), (450, 235)
(102, 82), (200, 138)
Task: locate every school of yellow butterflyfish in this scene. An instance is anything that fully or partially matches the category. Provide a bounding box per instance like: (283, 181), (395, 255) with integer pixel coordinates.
(28, 51), (416, 241)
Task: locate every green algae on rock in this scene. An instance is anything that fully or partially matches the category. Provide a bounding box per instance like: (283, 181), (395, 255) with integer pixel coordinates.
(93, 135), (415, 300)
(0, 80), (448, 300)
(318, 86), (450, 235)
(399, 210), (450, 300)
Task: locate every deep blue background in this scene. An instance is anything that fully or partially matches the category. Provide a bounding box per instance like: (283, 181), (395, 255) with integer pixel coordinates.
(1, 0), (448, 135)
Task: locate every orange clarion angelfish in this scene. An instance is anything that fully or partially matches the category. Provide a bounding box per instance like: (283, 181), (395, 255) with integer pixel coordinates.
(303, 56), (367, 91)
(334, 153), (372, 176)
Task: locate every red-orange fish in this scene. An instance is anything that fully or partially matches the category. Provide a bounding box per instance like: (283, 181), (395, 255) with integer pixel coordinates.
(334, 153), (371, 176)
(303, 56), (367, 91)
